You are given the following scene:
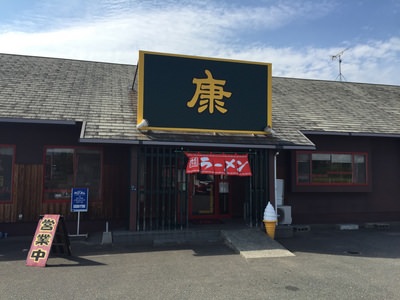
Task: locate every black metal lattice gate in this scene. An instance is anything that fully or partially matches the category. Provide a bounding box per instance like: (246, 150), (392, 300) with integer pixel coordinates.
(246, 150), (269, 227)
(136, 146), (187, 231)
(136, 146), (269, 231)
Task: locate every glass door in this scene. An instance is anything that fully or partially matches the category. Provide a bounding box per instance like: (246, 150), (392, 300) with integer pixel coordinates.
(190, 174), (215, 216)
(189, 174), (231, 219)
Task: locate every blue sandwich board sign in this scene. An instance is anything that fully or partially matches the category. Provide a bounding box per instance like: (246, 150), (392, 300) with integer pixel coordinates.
(71, 188), (89, 212)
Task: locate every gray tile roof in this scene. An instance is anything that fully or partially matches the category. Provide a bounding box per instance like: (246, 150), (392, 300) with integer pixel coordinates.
(1, 53), (399, 149)
(0, 53), (138, 141)
(272, 77), (400, 138)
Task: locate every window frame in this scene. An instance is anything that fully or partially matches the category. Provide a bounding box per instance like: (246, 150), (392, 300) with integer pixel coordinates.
(43, 146), (103, 203)
(0, 144), (15, 204)
(295, 151), (369, 187)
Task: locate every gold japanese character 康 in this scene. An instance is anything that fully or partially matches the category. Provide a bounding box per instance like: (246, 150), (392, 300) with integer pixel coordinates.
(187, 69), (232, 114)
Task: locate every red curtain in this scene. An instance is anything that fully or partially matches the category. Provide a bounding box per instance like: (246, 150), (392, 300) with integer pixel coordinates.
(185, 153), (252, 176)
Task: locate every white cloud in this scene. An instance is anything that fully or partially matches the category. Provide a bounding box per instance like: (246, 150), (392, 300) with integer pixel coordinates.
(0, 0), (399, 85)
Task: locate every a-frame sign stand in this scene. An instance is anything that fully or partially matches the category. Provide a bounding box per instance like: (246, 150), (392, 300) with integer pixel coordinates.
(26, 214), (71, 267)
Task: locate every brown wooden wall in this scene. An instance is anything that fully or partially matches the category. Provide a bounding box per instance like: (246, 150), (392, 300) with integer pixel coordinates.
(0, 162), (130, 224)
(0, 164), (43, 222)
(102, 164), (130, 220)
(0, 122), (131, 226)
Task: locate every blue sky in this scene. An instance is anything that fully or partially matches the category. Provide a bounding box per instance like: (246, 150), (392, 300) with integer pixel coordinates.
(0, 0), (399, 85)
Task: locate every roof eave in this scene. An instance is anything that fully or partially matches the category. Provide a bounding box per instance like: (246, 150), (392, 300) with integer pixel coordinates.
(79, 136), (315, 149)
(302, 130), (400, 138)
(0, 117), (77, 126)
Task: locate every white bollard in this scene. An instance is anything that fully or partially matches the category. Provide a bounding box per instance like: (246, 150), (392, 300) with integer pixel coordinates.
(101, 221), (113, 244)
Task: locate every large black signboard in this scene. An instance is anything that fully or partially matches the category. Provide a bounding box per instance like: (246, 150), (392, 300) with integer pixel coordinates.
(137, 51), (272, 134)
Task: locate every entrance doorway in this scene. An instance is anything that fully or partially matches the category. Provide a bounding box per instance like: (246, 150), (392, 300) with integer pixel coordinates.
(188, 174), (231, 219)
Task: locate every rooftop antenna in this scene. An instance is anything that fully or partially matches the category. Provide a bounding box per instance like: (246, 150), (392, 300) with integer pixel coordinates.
(331, 48), (349, 81)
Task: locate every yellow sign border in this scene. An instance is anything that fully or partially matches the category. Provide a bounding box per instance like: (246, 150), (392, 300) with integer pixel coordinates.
(137, 50), (272, 135)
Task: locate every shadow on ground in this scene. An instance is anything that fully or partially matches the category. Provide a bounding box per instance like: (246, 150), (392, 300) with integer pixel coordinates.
(0, 233), (236, 266)
(2, 225), (400, 266)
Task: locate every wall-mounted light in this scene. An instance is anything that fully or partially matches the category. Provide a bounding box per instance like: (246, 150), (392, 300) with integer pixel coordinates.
(264, 125), (276, 135)
(136, 119), (149, 129)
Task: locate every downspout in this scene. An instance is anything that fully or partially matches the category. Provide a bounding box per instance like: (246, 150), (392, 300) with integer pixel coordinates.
(274, 151), (280, 212)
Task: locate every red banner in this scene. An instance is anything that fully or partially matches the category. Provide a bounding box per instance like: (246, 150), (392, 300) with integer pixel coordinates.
(185, 153), (252, 176)
(235, 154), (252, 176)
(185, 153), (200, 174)
(199, 155), (214, 174)
(213, 155), (226, 175)
(225, 156), (238, 175)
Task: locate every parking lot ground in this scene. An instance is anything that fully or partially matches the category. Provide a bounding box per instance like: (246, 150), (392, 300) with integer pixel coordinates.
(1, 225), (400, 299)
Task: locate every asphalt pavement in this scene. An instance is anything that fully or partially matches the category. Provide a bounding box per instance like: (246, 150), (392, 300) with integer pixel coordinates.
(1, 224), (400, 300)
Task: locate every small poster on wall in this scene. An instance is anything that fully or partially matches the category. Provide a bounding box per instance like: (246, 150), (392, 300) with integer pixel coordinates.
(71, 188), (89, 212)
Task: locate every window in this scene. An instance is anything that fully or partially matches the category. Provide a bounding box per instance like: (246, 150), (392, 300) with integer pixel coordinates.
(44, 148), (102, 201)
(0, 146), (14, 202)
(296, 152), (367, 185)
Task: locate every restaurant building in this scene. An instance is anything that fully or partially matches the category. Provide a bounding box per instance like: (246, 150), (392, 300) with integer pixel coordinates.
(0, 52), (399, 235)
